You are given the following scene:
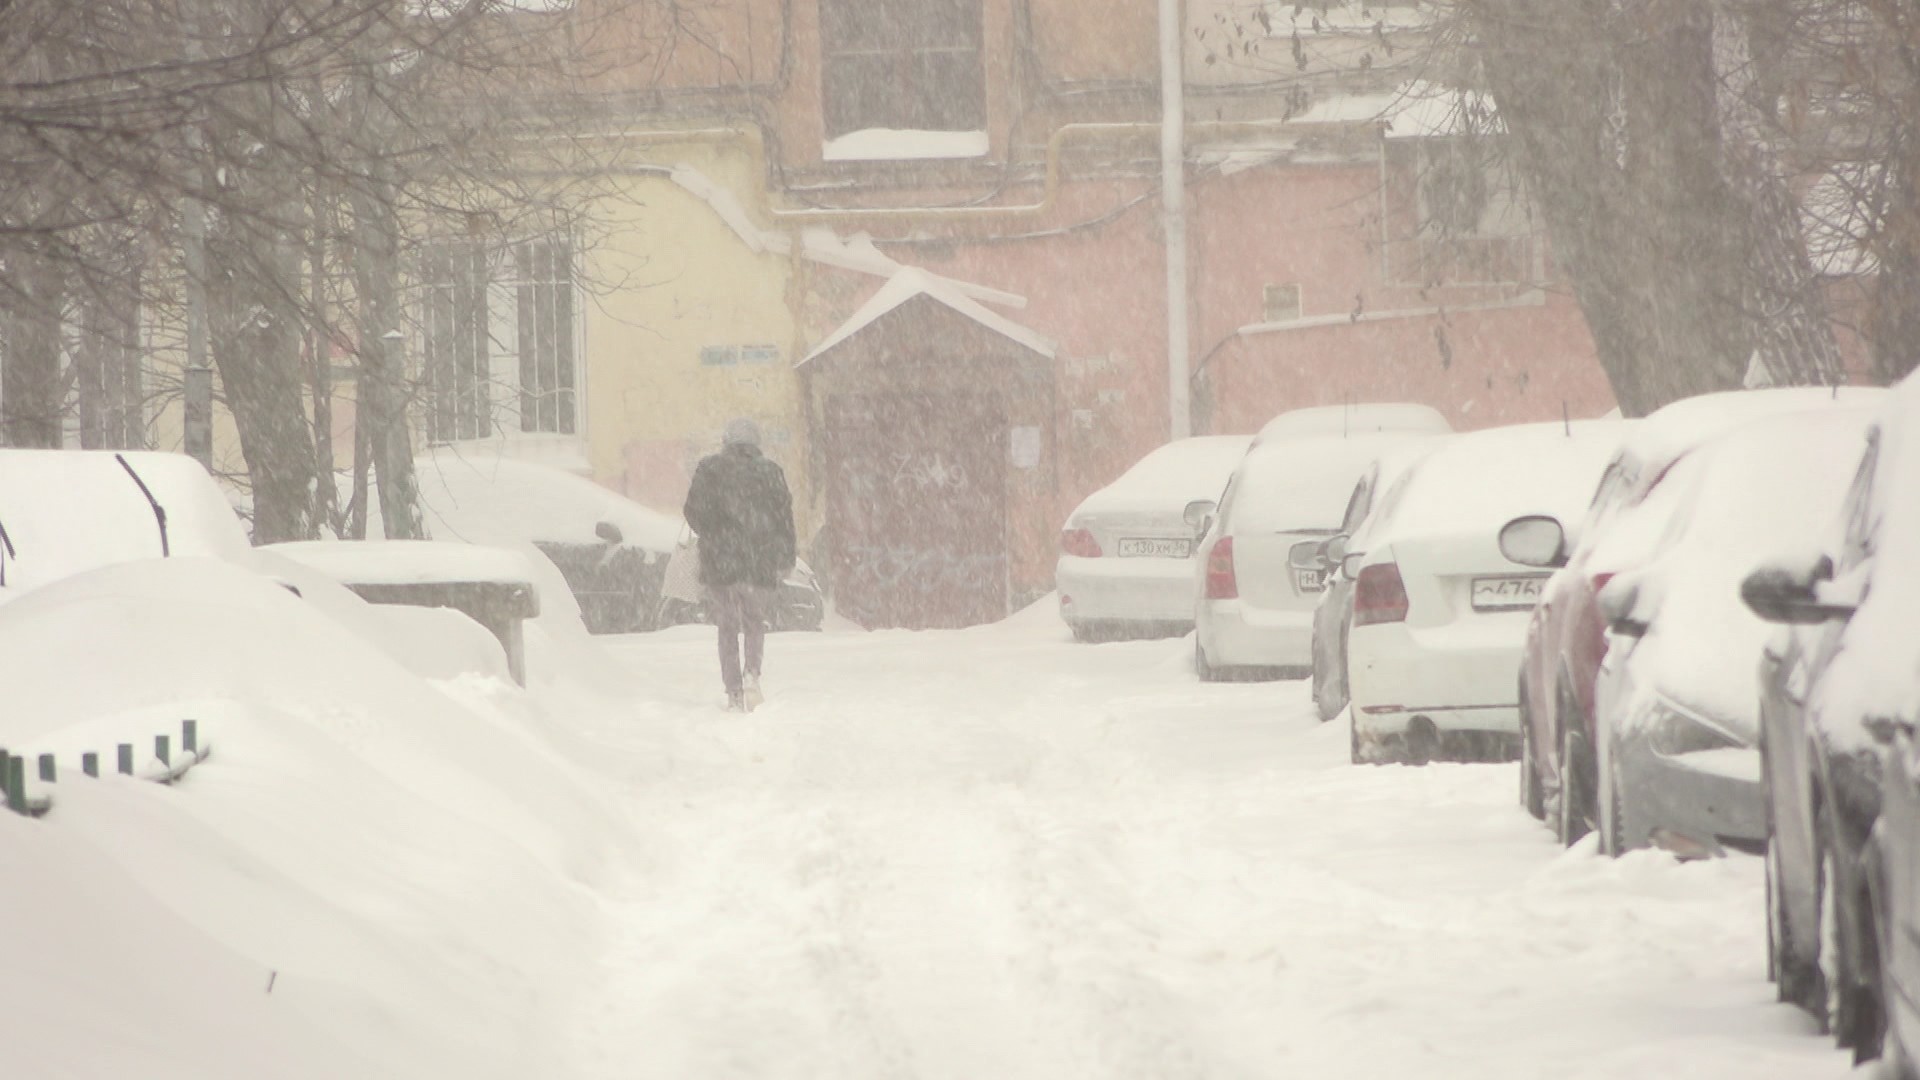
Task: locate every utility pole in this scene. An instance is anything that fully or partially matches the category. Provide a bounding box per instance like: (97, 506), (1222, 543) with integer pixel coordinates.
(1159, 0), (1191, 440)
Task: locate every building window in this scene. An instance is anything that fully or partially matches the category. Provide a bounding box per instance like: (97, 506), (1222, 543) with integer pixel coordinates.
(1382, 136), (1535, 287)
(420, 241), (493, 443)
(819, 0), (984, 140)
(1263, 283), (1302, 323)
(514, 236), (576, 435)
(416, 233), (577, 443)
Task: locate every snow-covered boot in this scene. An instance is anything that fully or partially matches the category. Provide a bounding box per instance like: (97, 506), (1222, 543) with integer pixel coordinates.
(743, 674), (764, 711)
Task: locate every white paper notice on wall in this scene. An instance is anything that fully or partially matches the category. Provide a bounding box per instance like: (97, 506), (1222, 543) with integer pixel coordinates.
(1010, 426), (1042, 469)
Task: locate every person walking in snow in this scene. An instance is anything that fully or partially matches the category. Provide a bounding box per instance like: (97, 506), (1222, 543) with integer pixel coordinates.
(683, 418), (796, 712)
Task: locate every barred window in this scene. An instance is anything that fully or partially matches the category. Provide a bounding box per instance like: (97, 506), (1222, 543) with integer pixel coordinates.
(514, 236), (576, 436)
(416, 233), (577, 442)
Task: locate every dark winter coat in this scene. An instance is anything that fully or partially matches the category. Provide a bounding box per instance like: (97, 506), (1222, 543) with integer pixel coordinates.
(683, 444), (797, 588)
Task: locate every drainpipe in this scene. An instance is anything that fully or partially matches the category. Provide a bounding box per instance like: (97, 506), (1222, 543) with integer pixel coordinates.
(1159, 0), (1191, 440)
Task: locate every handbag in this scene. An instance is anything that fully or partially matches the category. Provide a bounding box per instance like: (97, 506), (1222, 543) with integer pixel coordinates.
(660, 529), (706, 606)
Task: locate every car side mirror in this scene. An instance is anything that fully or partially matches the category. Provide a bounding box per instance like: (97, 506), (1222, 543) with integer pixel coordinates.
(1741, 555), (1846, 625)
(1598, 576), (1647, 637)
(1323, 534), (1348, 566)
(1184, 499), (1217, 538)
(1498, 515), (1568, 569)
(595, 521), (624, 545)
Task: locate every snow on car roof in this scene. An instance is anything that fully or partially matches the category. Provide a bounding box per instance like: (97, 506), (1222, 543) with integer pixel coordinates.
(1367, 421), (1626, 544)
(1615, 387), (1884, 489)
(1073, 435), (1255, 518)
(1254, 402), (1451, 444)
(0, 450), (250, 600)
(1818, 370), (1920, 737)
(1618, 409), (1874, 736)
(400, 448), (686, 553)
(1227, 432), (1433, 535)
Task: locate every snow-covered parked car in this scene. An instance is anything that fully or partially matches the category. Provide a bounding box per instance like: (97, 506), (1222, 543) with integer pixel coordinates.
(1739, 372), (1920, 1054)
(1346, 421), (1624, 764)
(1253, 402), (1451, 447)
(0, 449), (250, 600)
(393, 449), (824, 633)
(1590, 409), (1872, 858)
(1500, 387), (1885, 844)
(1307, 439), (1448, 719)
(1190, 431), (1432, 681)
(1056, 435), (1253, 641)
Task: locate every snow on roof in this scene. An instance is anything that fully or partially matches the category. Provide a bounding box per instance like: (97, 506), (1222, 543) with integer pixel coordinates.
(1255, 402), (1452, 444)
(1072, 435), (1256, 519)
(266, 539), (542, 588)
(822, 128), (989, 163)
(801, 267), (1058, 366)
(0, 450), (250, 601)
(667, 167), (1026, 309)
(1370, 421), (1626, 544)
(1620, 409), (1873, 738)
(1286, 81), (1497, 140)
(1228, 432), (1431, 534)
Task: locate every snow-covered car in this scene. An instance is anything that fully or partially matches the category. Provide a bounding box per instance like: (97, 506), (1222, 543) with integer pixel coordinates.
(396, 449), (824, 633)
(1190, 431), (1431, 681)
(1500, 387), (1886, 844)
(0, 449), (251, 600)
(1253, 402), (1451, 447)
(1346, 421), (1624, 764)
(1589, 409), (1871, 858)
(1738, 372), (1920, 1055)
(1056, 435), (1253, 641)
(1307, 440), (1447, 720)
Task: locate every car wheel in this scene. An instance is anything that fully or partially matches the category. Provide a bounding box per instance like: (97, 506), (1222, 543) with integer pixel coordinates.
(1196, 639), (1221, 682)
(1557, 721), (1594, 848)
(1816, 807), (1885, 1057)
(1519, 680), (1545, 820)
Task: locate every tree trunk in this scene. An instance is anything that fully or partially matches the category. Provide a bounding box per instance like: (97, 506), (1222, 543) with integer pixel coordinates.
(352, 177), (425, 541)
(1, 250), (67, 447)
(1711, 2), (1844, 387)
(208, 224), (323, 544)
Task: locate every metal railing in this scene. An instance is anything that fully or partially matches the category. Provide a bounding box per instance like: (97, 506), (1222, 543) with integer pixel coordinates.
(1, 719), (213, 817)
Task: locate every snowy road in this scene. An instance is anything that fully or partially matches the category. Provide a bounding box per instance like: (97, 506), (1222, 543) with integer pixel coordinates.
(558, 607), (1853, 1080)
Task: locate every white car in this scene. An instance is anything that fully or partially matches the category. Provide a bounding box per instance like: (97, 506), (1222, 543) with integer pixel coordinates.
(1254, 402), (1452, 447)
(1592, 408), (1872, 855)
(1057, 435), (1254, 641)
(1191, 432), (1434, 680)
(1346, 421), (1625, 764)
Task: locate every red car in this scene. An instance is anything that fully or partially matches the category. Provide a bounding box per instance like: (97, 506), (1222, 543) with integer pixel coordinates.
(1500, 388), (1886, 845)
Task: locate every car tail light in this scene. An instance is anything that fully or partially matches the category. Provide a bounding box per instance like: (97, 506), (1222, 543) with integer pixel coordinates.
(1060, 528), (1101, 558)
(1205, 536), (1238, 600)
(1354, 562), (1410, 625)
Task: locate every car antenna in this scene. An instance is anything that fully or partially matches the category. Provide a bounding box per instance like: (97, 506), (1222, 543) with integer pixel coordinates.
(1562, 401), (1571, 437)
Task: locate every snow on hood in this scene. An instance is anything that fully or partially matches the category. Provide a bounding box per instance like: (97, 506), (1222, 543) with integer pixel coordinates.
(1618, 409), (1873, 739)
(1367, 421), (1625, 546)
(0, 450), (250, 601)
(0, 556), (625, 1077)
(1816, 370), (1920, 742)
(1071, 436), (1254, 520)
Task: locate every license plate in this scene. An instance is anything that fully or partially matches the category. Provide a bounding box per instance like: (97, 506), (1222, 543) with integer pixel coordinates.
(1294, 567), (1327, 593)
(1117, 537), (1192, 558)
(1472, 574), (1547, 610)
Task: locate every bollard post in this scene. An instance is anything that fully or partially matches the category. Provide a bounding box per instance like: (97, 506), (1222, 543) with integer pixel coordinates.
(0, 749), (9, 804)
(38, 754), (54, 783)
(155, 734), (171, 770)
(5, 756), (24, 814)
(118, 743), (134, 776)
(82, 752), (99, 778)
(183, 719), (198, 756)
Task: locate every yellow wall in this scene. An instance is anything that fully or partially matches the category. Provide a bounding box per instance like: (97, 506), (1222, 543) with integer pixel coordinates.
(579, 143), (814, 536)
